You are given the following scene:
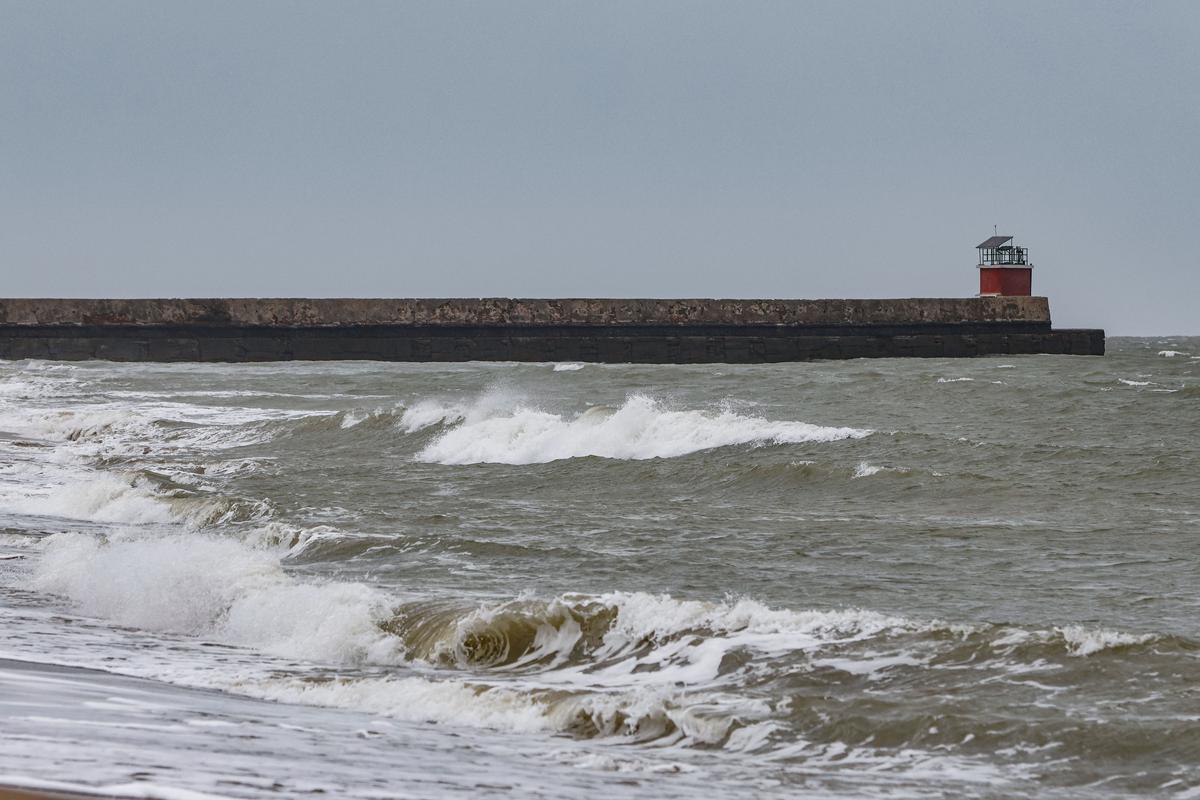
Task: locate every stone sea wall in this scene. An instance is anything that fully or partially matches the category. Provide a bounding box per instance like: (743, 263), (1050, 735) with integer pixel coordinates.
(0, 298), (1103, 362)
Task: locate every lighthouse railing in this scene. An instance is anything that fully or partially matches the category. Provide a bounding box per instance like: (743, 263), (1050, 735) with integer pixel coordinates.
(978, 247), (1030, 266)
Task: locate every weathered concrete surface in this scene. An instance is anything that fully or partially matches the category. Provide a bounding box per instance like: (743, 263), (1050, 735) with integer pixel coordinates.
(0, 298), (1103, 363)
(0, 297), (1050, 328)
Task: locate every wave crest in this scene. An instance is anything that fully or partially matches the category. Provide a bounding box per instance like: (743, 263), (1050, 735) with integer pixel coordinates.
(25, 530), (1191, 758)
(414, 394), (870, 465)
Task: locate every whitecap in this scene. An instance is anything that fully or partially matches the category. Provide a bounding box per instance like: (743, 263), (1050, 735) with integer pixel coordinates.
(31, 532), (403, 665)
(398, 399), (468, 433)
(1055, 625), (1155, 656)
(415, 394), (870, 465)
(852, 462), (885, 478)
(244, 672), (550, 733)
(808, 653), (925, 677)
(8, 473), (179, 526)
(339, 409), (369, 428)
(0, 401), (311, 458)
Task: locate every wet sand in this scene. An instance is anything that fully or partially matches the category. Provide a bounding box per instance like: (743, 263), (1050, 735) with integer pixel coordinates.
(0, 787), (113, 800)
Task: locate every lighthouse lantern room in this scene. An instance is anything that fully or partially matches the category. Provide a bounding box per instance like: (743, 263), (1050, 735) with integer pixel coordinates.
(977, 235), (1032, 296)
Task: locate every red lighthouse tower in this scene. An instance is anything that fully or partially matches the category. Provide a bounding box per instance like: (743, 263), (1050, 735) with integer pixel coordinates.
(977, 235), (1032, 296)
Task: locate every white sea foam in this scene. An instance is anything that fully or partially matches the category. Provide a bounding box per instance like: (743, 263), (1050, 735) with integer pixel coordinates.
(0, 374), (82, 399)
(247, 673), (550, 733)
(808, 652), (926, 677)
(20, 524), (1164, 761)
(592, 593), (916, 658)
(24, 528), (921, 740)
(231, 589), (906, 743)
(32, 533), (402, 664)
(245, 669), (770, 746)
(936, 377), (974, 383)
(1055, 625), (1155, 656)
(411, 591), (925, 697)
(10, 473), (179, 526)
(0, 361), (335, 464)
(852, 462), (885, 478)
(339, 409), (369, 428)
(553, 363), (586, 372)
(1158, 350), (1187, 357)
(0, 402), (306, 457)
(398, 399), (468, 432)
(13, 533), (836, 748)
(1119, 379), (1152, 387)
(0, 466), (270, 530)
(415, 394), (870, 465)
(107, 389), (387, 401)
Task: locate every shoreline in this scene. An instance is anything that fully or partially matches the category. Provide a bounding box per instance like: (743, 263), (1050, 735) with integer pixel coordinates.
(0, 787), (113, 800)
(0, 783), (219, 800)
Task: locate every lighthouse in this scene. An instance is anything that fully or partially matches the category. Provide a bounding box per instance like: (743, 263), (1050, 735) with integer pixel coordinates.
(977, 235), (1032, 296)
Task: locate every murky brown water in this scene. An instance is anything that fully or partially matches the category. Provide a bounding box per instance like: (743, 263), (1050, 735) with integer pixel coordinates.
(1, 337), (1197, 798)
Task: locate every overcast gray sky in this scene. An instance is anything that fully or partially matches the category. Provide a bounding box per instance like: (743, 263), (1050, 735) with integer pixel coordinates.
(3, 1), (1197, 334)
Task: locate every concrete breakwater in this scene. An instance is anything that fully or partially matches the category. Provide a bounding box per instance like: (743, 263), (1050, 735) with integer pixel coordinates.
(0, 298), (1104, 363)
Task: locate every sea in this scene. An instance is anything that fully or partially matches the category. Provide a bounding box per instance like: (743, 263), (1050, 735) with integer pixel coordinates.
(0, 337), (1197, 799)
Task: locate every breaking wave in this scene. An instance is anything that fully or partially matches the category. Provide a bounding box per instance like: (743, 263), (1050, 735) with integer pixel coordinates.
(10, 473), (182, 526)
(32, 533), (402, 664)
(4, 349), (1199, 792)
(29, 531), (915, 673)
(4, 471), (271, 529)
(25, 529), (1189, 755)
(0, 401), (316, 460)
(399, 399), (468, 433)
(414, 394), (870, 465)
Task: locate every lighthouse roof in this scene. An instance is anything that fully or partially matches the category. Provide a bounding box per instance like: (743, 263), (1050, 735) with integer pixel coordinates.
(977, 235), (1014, 249)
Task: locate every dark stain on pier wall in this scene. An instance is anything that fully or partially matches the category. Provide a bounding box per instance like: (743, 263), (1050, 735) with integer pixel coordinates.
(0, 298), (1105, 363)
